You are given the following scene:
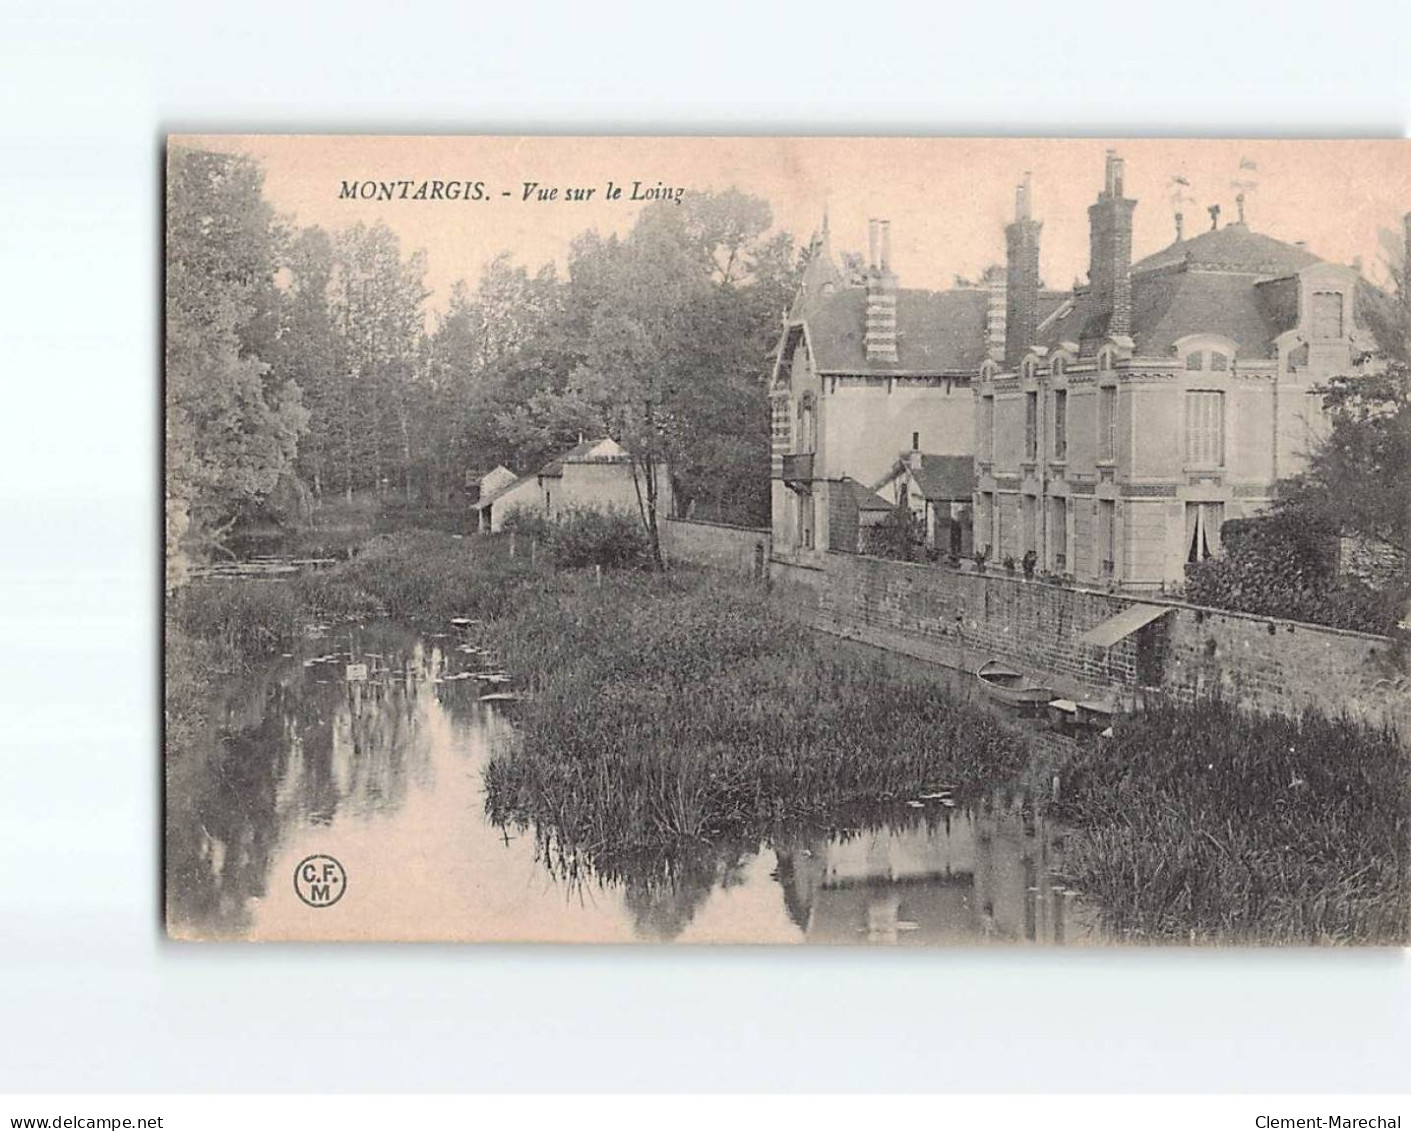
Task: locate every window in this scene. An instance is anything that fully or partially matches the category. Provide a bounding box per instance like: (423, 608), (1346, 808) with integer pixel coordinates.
(1024, 392), (1038, 459)
(980, 395), (995, 460)
(1022, 494), (1037, 554)
(1022, 358), (1036, 381)
(1311, 291), (1344, 339)
(978, 492), (993, 552)
(1099, 386), (1117, 461)
(1098, 347), (1114, 372)
(1053, 390), (1067, 460)
(1185, 351), (1205, 371)
(1185, 390), (1225, 467)
(1051, 356), (1066, 379)
(1099, 499), (1116, 578)
(1210, 351), (1229, 372)
(1185, 502), (1224, 563)
(1050, 496), (1068, 571)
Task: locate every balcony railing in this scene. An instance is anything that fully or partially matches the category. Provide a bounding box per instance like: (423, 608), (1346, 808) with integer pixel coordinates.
(780, 451), (814, 487)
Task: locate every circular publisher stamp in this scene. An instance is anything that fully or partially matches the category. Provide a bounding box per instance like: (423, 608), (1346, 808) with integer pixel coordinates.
(293, 854), (347, 908)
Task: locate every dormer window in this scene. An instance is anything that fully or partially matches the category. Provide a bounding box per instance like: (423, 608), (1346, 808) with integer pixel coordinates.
(1185, 352), (1205, 371)
(1210, 352), (1229, 372)
(1097, 347), (1115, 372)
(979, 359), (999, 382)
(1022, 357), (1037, 381)
(1051, 355), (1066, 379)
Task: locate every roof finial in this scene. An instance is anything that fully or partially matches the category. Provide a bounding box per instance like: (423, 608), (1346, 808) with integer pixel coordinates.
(1175, 212), (1184, 242)
(1236, 192), (1246, 225)
(1208, 203), (1221, 231)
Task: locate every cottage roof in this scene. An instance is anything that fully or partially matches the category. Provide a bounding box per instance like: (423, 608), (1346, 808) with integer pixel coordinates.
(875, 453), (975, 501)
(837, 475), (894, 512)
(536, 437), (623, 478)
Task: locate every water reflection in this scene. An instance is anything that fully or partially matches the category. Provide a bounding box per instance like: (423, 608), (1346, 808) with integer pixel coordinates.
(166, 619), (1098, 944)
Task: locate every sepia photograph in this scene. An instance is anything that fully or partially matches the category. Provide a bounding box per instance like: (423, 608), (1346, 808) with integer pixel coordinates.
(163, 135), (1411, 946)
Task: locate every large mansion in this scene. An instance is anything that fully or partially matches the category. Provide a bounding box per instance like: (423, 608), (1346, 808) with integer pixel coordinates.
(771, 151), (1390, 591)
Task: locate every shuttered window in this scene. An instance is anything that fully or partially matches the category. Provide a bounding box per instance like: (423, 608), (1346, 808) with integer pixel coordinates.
(1053, 390), (1067, 459)
(1024, 392), (1038, 459)
(1099, 387), (1117, 461)
(1185, 390), (1225, 467)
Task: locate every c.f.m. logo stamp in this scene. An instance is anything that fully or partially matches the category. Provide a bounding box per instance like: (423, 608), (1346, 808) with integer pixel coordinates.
(293, 855), (347, 908)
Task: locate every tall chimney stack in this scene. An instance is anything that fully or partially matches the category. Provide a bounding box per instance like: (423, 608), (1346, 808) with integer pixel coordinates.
(865, 218), (899, 363)
(1085, 149), (1137, 346)
(1004, 173), (1043, 370)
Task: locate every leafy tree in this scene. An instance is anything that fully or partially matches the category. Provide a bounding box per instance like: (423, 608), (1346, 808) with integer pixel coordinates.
(165, 147), (307, 584)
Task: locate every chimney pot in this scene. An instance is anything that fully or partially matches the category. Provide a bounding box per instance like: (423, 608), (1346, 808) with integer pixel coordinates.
(1175, 212), (1184, 242)
(879, 219), (893, 274)
(867, 219), (879, 272)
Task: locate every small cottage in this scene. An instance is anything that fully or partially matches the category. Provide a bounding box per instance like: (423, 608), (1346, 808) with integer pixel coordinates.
(472, 438), (673, 533)
(873, 450), (975, 556)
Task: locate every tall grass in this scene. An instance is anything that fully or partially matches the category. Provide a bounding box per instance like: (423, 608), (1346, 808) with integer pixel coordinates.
(1052, 699), (1410, 944)
(482, 569), (1030, 870)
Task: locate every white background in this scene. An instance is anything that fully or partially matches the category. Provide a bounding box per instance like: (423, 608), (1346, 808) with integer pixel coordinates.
(2, 0), (1409, 1095)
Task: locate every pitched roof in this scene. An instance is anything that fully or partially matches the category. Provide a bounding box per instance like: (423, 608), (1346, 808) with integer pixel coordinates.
(536, 437), (621, 478)
(804, 286), (994, 375)
(876, 454), (975, 501)
(837, 476), (894, 512)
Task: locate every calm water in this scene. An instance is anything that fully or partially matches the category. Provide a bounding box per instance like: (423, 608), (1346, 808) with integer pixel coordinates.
(166, 618), (1099, 944)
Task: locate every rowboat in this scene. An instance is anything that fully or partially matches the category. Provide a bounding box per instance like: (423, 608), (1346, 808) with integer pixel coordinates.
(976, 659), (1055, 712)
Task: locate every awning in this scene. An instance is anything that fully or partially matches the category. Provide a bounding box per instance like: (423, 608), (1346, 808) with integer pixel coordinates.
(1076, 603), (1173, 648)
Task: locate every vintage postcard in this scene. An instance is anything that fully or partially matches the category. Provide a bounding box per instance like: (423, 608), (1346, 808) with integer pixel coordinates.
(164, 136), (1410, 944)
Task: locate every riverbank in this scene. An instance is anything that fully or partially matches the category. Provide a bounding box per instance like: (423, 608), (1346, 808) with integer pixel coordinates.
(167, 529), (1410, 945)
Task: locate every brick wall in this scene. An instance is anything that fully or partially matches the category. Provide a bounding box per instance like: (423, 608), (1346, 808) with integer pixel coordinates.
(771, 550), (1411, 739)
(661, 518), (771, 579)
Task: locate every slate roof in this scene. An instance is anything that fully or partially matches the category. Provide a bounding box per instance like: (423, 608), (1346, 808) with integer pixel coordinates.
(1131, 224), (1321, 276)
(837, 476), (895, 512)
(876, 454), (975, 501)
(1037, 224), (1349, 360)
(802, 286), (1064, 376)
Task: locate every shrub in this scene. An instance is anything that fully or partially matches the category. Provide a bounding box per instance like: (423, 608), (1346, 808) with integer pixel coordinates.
(1186, 510), (1406, 635)
(548, 508), (650, 570)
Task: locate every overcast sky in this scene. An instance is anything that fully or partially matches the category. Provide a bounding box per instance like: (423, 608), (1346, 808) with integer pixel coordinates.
(178, 136), (1411, 314)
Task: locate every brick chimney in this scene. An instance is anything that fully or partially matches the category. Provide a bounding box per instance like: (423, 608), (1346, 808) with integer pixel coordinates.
(1004, 173), (1042, 370)
(1085, 150), (1137, 345)
(865, 218), (899, 363)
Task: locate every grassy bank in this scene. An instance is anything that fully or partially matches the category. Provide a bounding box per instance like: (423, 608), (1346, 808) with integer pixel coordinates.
(1052, 700), (1410, 944)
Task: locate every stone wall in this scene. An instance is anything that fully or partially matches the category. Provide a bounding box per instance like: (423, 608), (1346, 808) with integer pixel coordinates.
(771, 550), (1411, 739)
(661, 518), (771, 579)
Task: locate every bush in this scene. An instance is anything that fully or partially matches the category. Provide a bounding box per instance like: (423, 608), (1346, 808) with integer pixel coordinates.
(1186, 510), (1406, 635)
(503, 507), (651, 570)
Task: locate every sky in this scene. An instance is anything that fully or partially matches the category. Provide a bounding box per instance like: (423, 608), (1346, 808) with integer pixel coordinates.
(176, 136), (1411, 313)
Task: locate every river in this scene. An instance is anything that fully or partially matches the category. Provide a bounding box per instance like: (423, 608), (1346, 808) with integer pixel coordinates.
(166, 618), (1100, 944)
